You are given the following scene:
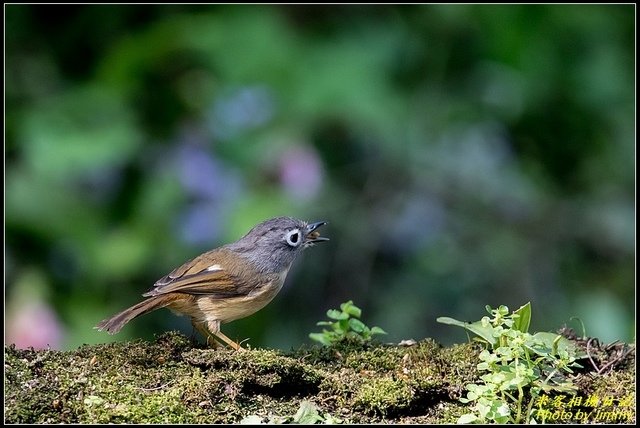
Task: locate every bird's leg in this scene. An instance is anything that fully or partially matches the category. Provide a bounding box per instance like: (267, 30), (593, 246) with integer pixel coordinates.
(214, 331), (245, 352)
(191, 320), (223, 348)
(207, 320), (245, 351)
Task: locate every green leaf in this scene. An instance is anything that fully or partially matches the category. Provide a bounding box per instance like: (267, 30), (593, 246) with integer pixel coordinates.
(240, 415), (264, 424)
(370, 326), (387, 335)
(436, 317), (497, 346)
(322, 413), (342, 424)
(530, 332), (586, 358)
(309, 333), (333, 346)
(293, 400), (323, 424)
(494, 402), (511, 424)
(348, 318), (366, 333)
(497, 305), (509, 316)
(326, 309), (349, 320)
(512, 302), (531, 333)
(340, 301), (362, 318)
(457, 413), (479, 424)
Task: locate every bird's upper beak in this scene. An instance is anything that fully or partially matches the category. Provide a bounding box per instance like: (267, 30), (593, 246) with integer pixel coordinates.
(305, 221), (329, 245)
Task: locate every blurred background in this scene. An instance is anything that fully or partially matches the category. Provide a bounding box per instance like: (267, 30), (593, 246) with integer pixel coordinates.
(5, 4), (635, 351)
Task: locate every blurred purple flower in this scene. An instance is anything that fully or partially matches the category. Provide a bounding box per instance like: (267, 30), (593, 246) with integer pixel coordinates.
(178, 202), (224, 246)
(176, 142), (241, 200)
(208, 85), (275, 140)
(173, 132), (243, 245)
(6, 301), (64, 350)
(279, 145), (324, 201)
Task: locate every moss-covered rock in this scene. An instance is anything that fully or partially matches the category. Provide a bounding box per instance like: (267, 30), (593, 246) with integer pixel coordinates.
(3, 332), (635, 424)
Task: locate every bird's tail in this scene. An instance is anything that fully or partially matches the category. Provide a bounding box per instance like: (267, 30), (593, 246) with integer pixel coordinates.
(95, 295), (177, 334)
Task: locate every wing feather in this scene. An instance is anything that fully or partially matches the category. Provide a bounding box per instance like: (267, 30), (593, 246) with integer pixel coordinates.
(143, 249), (261, 298)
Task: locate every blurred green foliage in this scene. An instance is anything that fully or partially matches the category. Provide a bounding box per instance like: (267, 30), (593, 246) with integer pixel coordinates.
(5, 5), (635, 350)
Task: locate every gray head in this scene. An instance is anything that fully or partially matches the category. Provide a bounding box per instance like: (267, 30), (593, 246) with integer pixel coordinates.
(225, 216), (329, 273)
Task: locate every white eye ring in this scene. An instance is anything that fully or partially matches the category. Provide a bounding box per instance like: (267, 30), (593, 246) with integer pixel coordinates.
(285, 229), (302, 247)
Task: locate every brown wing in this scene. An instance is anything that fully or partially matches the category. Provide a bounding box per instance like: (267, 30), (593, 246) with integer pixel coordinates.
(143, 249), (260, 298)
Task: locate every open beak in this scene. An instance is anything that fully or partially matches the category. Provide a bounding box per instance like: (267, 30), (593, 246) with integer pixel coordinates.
(305, 221), (329, 245)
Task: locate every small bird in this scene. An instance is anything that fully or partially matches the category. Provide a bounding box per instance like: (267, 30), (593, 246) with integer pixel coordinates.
(96, 216), (328, 350)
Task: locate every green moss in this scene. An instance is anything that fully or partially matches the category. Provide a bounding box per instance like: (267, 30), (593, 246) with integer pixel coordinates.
(4, 332), (635, 424)
(588, 367), (636, 401)
(354, 375), (415, 416)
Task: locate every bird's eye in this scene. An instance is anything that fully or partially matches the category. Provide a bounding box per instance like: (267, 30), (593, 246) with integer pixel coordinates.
(285, 229), (301, 247)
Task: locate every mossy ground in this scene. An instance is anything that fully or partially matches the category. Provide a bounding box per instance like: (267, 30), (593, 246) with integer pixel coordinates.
(4, 332), (635, 424)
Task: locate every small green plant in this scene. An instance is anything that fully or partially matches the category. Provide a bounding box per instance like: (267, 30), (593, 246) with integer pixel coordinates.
(437, 302), (584, 424)
(309, 300), (387, 346)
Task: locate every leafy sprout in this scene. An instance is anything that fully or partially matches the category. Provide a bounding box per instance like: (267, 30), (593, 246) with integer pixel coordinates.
(309, 301), (387, 346)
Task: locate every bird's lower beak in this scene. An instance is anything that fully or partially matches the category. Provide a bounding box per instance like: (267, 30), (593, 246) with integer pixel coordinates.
(305, 221), (329, 244)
